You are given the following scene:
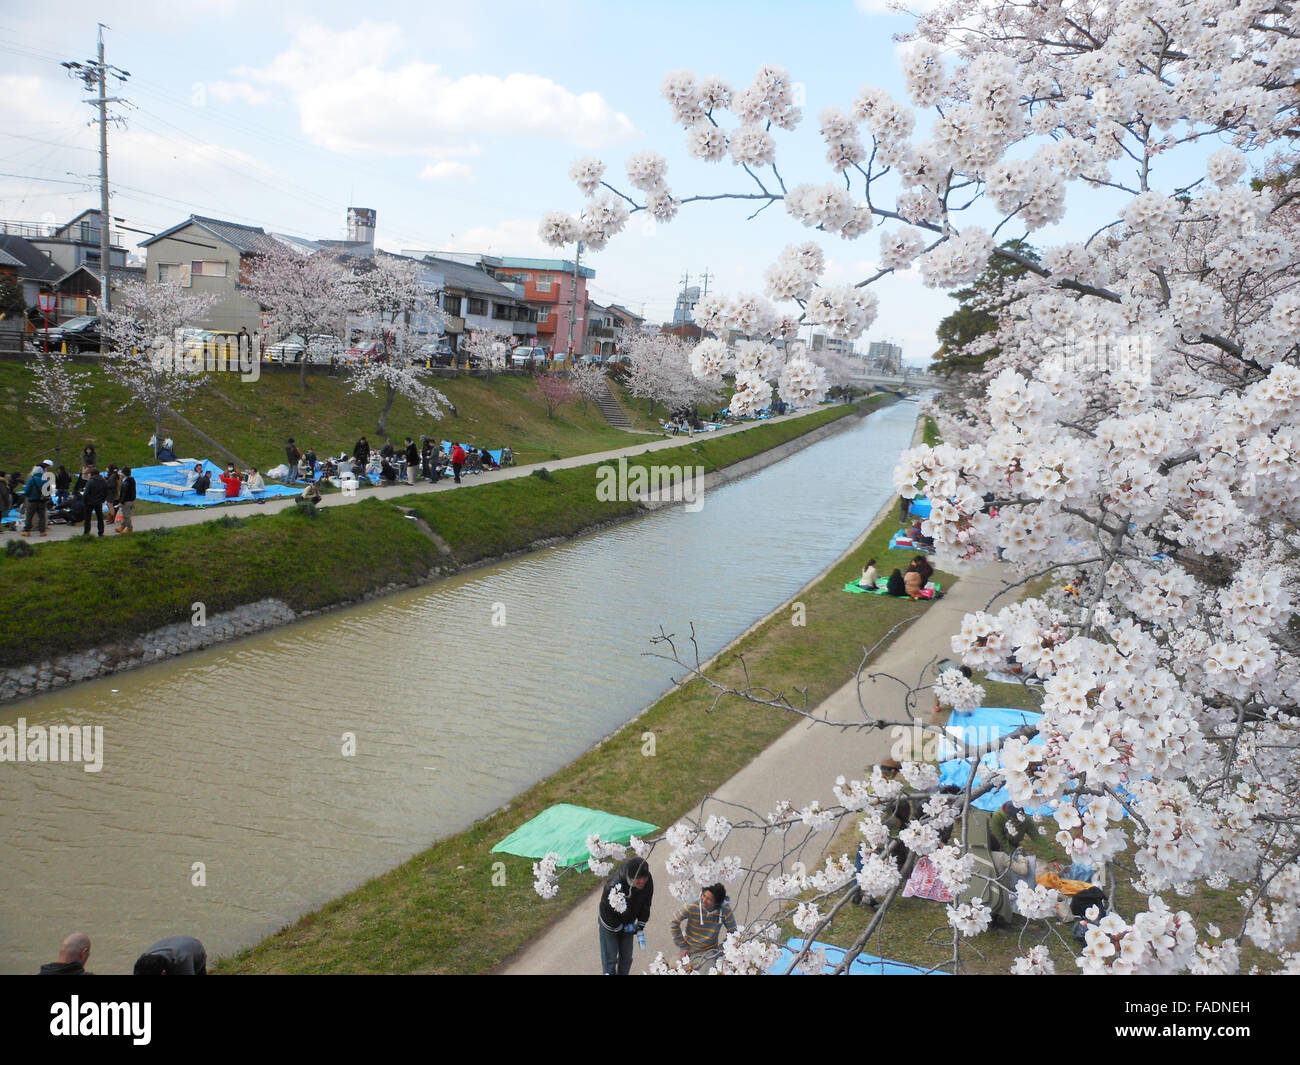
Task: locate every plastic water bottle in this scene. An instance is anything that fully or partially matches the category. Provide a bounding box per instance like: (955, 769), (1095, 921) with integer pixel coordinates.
(637, 931), (647, 950)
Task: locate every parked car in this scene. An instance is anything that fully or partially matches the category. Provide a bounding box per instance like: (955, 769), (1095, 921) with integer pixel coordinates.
(34, 315), (105, 354)
(414, 341), (453, 367)
(346, 339), (385, 362)
(510, 344), (550, 369)
(267, 333), (343, 362)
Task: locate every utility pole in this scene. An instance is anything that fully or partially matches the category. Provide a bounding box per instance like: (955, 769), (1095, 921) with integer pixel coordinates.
(699, 267), (712, 300)
(64, 24), (128, 351)
(565, 240), (583, 367)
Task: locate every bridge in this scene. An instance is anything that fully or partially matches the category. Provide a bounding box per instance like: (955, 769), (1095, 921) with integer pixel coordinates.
(849, 369), (953, 392)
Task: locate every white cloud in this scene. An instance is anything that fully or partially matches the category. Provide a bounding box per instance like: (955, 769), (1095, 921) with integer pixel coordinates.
(420, 161), (473, 181)
(240, 22), (636, 157)
(439, 218), (555, 258)
(208, 81), (271, 106)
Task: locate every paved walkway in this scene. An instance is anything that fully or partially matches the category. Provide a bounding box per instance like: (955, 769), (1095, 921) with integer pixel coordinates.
(501, 553), (1012, 975)
(2, 405), (842, 544)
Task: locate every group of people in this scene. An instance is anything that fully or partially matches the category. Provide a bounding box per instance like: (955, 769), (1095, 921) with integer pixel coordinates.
(858, 554), (935, 599)
(596, 858), (738, 975)
(187, 462), (266, 500)
(38, 931), (207, 976)
(5, 445), (138, 537)
(286, 434), (495, 494)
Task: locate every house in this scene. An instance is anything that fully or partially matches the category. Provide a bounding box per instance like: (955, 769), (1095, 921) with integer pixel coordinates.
(28, 209), (129, 278)
(418, 255), (539, 353)
(428, 254), (593, 356)
(139, 214), (285, 334)
(0, 232), (61, 312)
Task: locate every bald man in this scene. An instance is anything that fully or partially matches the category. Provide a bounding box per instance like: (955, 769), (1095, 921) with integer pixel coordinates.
(38, 932), (93, 975)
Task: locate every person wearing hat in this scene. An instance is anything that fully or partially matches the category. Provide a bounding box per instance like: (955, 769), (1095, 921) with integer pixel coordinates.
(20, 461), (54, 536)
(670, 883), (736, 972)
(597, 857), (653, 976)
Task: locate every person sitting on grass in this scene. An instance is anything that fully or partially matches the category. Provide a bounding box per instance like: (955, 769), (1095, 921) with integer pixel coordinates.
(192, 468), (211, 496)
(914, 554), (934, 587)
(858, 557), (878, 589)
(379, 457), (398, 486)
(887, 568), (907, 597)
(300, 480), (322, 507)
(219, 465), (243, 499)
(904, 560), (924, 599)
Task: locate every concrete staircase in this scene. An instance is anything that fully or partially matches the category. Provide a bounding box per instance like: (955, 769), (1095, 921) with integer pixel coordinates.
(594, 378), (632, 429)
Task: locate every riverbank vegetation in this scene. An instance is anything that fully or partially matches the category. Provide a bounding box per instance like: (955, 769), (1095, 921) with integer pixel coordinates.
(0, 400), (871, 669)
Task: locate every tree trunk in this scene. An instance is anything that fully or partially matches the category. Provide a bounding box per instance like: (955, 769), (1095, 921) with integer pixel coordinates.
(377, 382), (396, 436)
(299, 352), (309, 392)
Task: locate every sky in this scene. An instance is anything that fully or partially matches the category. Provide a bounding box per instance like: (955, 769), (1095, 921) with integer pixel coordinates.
(0, 0), (1169, 364)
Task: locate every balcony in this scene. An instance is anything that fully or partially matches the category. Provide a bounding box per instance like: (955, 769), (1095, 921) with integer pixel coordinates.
(587, 325), (615, 339)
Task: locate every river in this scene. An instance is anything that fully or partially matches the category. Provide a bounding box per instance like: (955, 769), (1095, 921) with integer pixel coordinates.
(0, 399), (922, 973)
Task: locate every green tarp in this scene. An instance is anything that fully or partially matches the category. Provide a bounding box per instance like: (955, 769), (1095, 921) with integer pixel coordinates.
(491, 803), (658, 869)
(842, 579), (941, 597)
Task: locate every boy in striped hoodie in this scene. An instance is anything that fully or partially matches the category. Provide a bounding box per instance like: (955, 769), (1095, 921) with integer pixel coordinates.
(670, 883), (737, 971)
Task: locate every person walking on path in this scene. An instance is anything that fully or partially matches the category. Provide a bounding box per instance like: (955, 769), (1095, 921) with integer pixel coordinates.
(117, 467), (136, 532)
(82, 467), (108, 537)
(20, 461), (53, 537)
(670, 884), (737, 972)
(450, 443), (467, 484)
(596, 858), (653, 976)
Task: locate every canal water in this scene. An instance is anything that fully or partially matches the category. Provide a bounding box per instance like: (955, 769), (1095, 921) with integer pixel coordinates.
(0, 400), (922, 973)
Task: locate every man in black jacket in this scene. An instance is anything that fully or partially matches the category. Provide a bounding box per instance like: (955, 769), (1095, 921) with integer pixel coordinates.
(285, 437), (301, 478)
(404, 437), (419, 485)
(353, 436), (371, 466)
(38, 932), (93, 975)
(117, 467), (137, 533)
(82, 467), (108, 537)
(597, 857), (653, 975)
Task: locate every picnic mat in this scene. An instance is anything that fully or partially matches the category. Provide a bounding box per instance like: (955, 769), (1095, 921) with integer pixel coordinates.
(889, 529), (936, 553)
(134, 460), (300, 507)
(491, 803), (658, 870)
(766, 938), (948, 975)
(842, 578), (941, 598)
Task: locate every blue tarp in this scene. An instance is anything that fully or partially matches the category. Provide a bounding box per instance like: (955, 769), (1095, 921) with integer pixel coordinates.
(133, 460), (300, 507)
(938, 707), (1048, 813)
(889, 529), (935, 553)
(909, 496), (932, 518)
(767, 938), (948, 975)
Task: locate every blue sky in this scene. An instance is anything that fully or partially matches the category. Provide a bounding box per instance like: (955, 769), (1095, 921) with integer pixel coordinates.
(0, 0), (1197, 363)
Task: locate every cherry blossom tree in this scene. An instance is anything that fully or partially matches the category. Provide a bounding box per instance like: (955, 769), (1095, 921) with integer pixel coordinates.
(535, 0), (1300, 974)
(568, 357), (609, 414)
(531, 370), (578, 419)
(101, 280), (219, 447)
(245, 240), (350, 392)
(344, 254), (449, 436)
(28, 350), (91, 462)
(462, 329), (511, 377)
(623, 333), (720, 417)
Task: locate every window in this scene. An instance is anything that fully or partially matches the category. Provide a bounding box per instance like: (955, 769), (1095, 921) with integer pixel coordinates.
(536, 273), (553, 292)
(442, 294), (461, 316)
(467, 297), (487, 316)
(158, 263), (181, 283)
(537, 308), (551, 324)
(191, 260), (228, 278)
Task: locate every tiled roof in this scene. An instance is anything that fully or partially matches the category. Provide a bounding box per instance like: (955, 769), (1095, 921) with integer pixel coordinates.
(422, 256), (528, 300)
(140, 215), (283, 256)
(0, 234), (60, 282)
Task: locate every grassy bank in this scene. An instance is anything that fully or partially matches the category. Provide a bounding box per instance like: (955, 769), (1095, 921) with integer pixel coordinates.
(217, 456), (949, 974)
(0, 400), (869, 669)
(0, 363), (655, 478)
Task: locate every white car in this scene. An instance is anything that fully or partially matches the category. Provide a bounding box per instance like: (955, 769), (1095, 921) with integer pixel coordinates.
(268, 334), (344, 362)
